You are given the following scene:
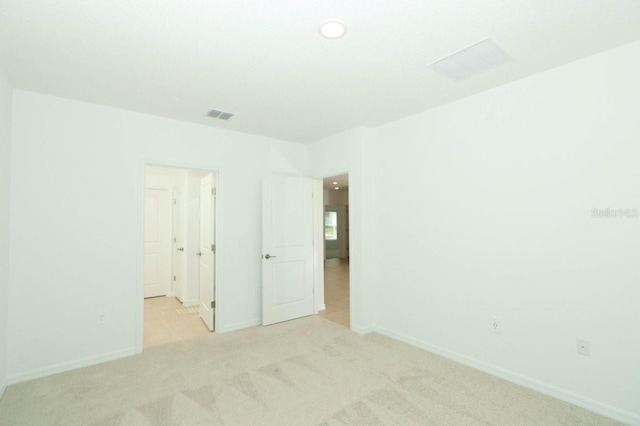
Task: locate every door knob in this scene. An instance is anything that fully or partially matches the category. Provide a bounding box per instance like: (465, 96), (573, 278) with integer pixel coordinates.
(264, 254), (276, 259)
(177, 247), (184, 251)
(196, 251), (202, 256)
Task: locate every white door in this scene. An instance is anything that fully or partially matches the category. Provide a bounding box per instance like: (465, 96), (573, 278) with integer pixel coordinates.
(198, 174), (215, 331)
(172, 185), (186, 302)
(144, 188), (172, 298)
(262, 175), (314, 326)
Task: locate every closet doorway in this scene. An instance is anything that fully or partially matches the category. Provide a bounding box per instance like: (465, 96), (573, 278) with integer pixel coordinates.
(143, 165), (218, 348)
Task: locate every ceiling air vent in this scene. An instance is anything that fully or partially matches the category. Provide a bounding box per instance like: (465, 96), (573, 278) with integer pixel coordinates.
(430, 38), (511, 80)
(207, 109), (234, 120)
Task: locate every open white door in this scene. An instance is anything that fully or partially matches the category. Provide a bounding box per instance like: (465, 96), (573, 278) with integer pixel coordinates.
(262, 175), (314, 326)
(144, 188), (172, 298)
(198, 174), (215, 331)
(172, 184), (186, 302)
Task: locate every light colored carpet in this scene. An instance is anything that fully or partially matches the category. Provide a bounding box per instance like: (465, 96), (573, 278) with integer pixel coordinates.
(0, 316), (618, 425)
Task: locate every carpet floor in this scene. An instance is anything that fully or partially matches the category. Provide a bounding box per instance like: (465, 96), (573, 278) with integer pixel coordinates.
(0, 316), (618, 425)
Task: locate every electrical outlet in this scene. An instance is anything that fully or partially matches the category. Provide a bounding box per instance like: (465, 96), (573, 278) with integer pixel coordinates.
(577, 339), (590, 356)
(96, 310), (108, 326)
(491, 316), (502, 334)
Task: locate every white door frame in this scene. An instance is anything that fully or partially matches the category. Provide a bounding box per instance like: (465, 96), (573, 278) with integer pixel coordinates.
(198, 173), (216, 331)
(312, 179), (325, 312)
(172, 183), (186, 302)
(136, 161), (223, 353)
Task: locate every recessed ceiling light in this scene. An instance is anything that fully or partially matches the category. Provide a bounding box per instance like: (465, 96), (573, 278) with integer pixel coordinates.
(332, 181), (338, 185)
(335, 186), (340, 190)
(319, 20), (347, 39)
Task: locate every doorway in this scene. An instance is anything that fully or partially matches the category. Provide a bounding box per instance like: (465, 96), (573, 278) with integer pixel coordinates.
(143, 165), (218, 348)
(317, 174), (351, 328)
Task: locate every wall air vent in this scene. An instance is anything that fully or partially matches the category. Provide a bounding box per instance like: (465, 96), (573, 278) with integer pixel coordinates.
(207, 109), (234, 120)
(430, 38), (511, 80)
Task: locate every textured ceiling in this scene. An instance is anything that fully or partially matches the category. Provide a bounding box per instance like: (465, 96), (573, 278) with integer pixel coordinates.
(1, 1), (639, 143)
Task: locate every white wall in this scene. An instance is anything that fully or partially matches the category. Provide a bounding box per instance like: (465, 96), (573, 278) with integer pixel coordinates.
(369, 40), (640, 422)
(0, 68), (12, 397)
(8, 91), (306, 382)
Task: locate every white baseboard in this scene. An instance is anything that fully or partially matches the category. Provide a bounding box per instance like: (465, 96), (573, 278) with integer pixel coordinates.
(7, 347), (138, 385)
(351, 324), (374, 335)
(316, 304), (326, 312)
(0, 378), (7, 400)
(373, 326), (640, 426)
(218, 318), (262, 333)
(181, 299), (199, 307)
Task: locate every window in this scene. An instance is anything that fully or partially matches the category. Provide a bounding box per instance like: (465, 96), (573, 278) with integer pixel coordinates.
(324, 211), (337, 240)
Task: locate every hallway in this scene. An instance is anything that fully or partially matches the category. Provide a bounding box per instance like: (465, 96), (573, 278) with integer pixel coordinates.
(318, 258), (350, 327)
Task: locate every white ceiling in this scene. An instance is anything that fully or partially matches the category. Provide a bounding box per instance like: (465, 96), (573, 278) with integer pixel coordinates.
(1, 1), (639, 144)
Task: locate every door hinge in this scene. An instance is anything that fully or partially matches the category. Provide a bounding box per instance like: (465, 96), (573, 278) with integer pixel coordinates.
(211, 301), (216, 309)
(173, 199), (177, 205)
(211, 244), (216, 253)
(211, 188), (217, 196)
(173, 275), (176, 281)
(173, 237), (176, 243)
